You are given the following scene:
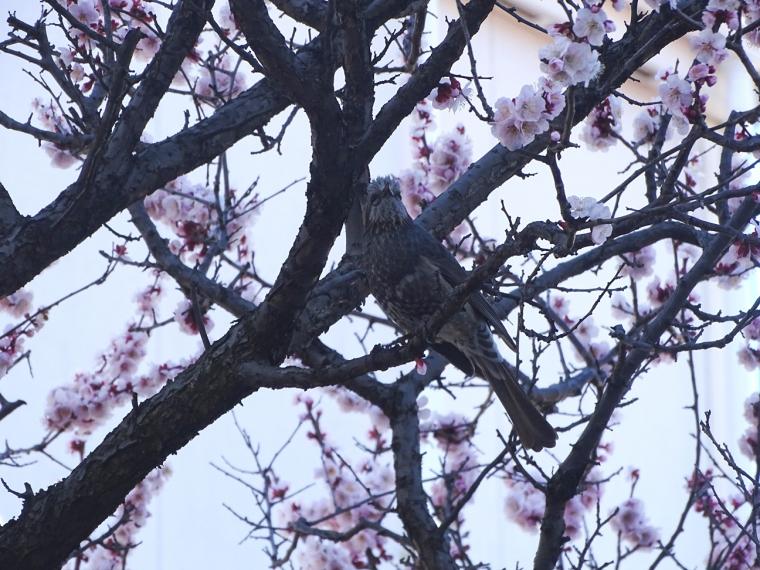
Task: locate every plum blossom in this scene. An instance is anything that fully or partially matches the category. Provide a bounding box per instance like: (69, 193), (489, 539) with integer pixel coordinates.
(429, 77), (471, 111)
(281, 398), (397, 567)
(0, 290), (33, 318)
(572, 7), (615, 47)
(689, 30), (728, 66)
(505, 467), (605, 539)
(567, 195), (613, 244)
(580, 96), (622, 151)
(428, 125), (473, 194)
(739, 346), (760, 371)
(69, 0), (100, 26)
(703, 0), (741, 30)
(174, 299), (214, 336)
(491, 82), (566, 151)
(44, 329), (185, 433)
(687, 62), (718, 87)
(646, 277), (675, 307)
(658, 72), (692, 120)
(43, 142), (79, 169)
(539, 36), (602, 87)
(745, 0), (760, 45)
(144, 175), (257, 264)
(610, 497), (660, 548)
(619, 246), (656, 279)
(632, 106), (662, 144)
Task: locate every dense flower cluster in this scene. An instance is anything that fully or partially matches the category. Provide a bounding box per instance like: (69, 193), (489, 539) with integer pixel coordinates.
(504, 467), (604, 539)
(610, 497), (660, 548)
(491, 80), (566, 151)
(580, 96), (622, 151)
(43, 330), (186, 433)
(0, 289), (41, 378)
(143, 175), (256, 265)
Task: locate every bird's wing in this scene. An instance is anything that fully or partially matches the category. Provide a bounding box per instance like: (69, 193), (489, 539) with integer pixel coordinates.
(414, 226), (517, 352)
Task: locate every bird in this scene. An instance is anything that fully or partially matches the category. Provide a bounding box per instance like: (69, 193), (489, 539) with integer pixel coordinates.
(362, 176), (557, 451)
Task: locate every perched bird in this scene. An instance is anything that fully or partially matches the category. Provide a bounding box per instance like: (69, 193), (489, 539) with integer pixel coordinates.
(362, 176), (557, 451)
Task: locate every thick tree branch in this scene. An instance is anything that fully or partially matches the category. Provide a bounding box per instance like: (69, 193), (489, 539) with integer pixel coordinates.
(389, 380), (456, 570)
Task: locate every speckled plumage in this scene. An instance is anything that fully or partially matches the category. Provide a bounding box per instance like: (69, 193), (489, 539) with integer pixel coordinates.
(362, 176), (556, 451)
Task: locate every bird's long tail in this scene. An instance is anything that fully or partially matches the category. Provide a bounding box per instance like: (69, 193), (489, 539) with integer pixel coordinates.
(467, 351), (557, 451)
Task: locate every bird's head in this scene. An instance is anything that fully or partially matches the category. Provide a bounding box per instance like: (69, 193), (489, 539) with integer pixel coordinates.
(363, 176), (410, 231)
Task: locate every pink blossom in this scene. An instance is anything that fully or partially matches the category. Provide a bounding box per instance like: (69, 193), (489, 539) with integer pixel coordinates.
(703, 0), (741, 29)
(610, 497), (660, 548)
(0, 289), (33, 317)
(69, 0), (100, 26)
(43, 142), (78, 169)
(429, 77), (470, 111)
(658, 72), (692, 120)
(743, 393), (760, 426)
(174, 299), (213, 336)
(196, 54), (246, 102)
(619, 246), (656, 279)
(580, 96), (622, 151)
(567, 195), (613, 244)
(572, 7), (614, 47)
(491, 82), (565, 151)
(689, 30), (728, 66)
(646, 277), (674, 307)
(744, 318), (760, 341)
(632, 107), (661, 144)
(491, 96), (545, 151)
(738, 346), (760, 371)
(539, 37), (601, 87)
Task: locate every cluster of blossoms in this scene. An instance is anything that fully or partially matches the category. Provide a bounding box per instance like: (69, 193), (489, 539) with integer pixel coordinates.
(400, 100), (473, 216)
(567, 195), (613, 245)
(610, 497), (660, 548)
(0, 290), (41, 378)
(489, 4), (614, 150)
(491, 80), (566, 151)
(279, 395), (397, 568)
(580, 96), (622, 151)
(31, 98), (78, 168)
(398, 100), (473, 249)
(421, 413), (480, 517)
(739, 318), (760, 371)
(143, 175), (257, 266)
(43, 329), (185, 434)
(658, 28), (728, 135)
(64, 467), (170, 570)
(689, 461), (755, 567)
(504, 466), (605, 540)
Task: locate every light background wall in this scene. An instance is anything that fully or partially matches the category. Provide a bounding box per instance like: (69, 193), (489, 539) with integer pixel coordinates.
(0, 1), (758, 568)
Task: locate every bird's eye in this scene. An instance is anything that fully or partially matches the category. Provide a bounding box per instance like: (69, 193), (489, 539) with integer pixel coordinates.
(369, 192), (381, 204)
